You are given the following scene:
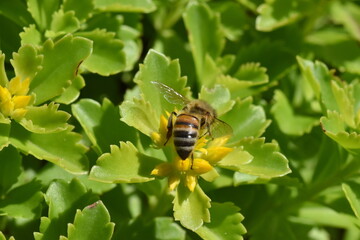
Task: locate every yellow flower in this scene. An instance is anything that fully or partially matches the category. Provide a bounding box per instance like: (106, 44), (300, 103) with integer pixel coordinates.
(0, 76), (32, 120)
(151, 115), (233, 192)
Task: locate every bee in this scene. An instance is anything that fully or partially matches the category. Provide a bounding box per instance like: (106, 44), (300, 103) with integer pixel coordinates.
(151, 81), (232, 164)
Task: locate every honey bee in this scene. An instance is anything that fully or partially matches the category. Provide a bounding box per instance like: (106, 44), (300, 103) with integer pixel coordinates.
(151, 81), (232, 163)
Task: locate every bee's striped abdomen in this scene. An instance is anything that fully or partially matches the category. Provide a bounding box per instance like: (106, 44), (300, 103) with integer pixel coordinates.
(173, 114), (199, 160)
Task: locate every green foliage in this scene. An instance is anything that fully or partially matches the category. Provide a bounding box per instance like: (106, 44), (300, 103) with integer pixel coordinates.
(1, 0), (360, 239)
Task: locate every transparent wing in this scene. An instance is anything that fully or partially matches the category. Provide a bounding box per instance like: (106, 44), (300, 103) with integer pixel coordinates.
(151, 81), (190, 105)
(210, 118), (233, 138)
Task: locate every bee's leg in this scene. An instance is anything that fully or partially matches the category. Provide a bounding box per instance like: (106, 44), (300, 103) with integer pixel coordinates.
(190, 153), (194, 170)
(206, 121), (214, 140)
(164, 112), (177, 145)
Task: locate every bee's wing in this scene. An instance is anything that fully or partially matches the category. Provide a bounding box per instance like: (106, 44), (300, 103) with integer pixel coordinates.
(210, 118), (233, 138)
(151, 81), (190, 105)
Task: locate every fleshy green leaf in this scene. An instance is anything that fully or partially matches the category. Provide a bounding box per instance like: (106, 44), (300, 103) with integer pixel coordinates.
(9, 122), (88, 174)
(19, 103), (71, 133)
(0, 122), (10, 150)
(46, 9), (80, 38)
(217, 147), (253, 171)
(221, 97), (271, 142)
(11, 45), (43, 81)
(343, 182), (360, 220)
(67, 201), (114, 240)
(72, 98), (137, 154)
(63, 0), (94, 21)
(0, 146), (21, 195)
(27, 0), (60, 30)
(19, 24), (42, 45)
(134, 49), (190, 117)
(53, 74), (85, 104)
(119, 25), (142, 71)
(183, 2), (224, 85)
(0, 52), (8, 86)
(35, 179), (98, 239)
(30, 35), (92, 105)
(271, 90), (318, 135)
(237, 137), (291, 178)
(199, 84), (235, 116)
(0, 180), (43, 219)
(155, 217), (186, 240)
(321, 111), (360, 156)
(196, 202), (246, 240)
(76, 29), (125, 76)
(94, 0), (156, 13)
(0, 0), (33, 26)
(89, 141), (159, 183)
(173, 184), (211, 231)
(256, 0), (310, 32)
(120, 97), (158, 137)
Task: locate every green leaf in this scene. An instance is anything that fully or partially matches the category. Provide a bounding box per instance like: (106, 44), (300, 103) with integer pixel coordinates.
(120, 97), (158, 137)
(173, 184), (211, 231)
(72, 98), (137, 154)
(221, 97), (271, 142)
(330, 1), (360, 42)
(196, 202), (246, 240)
(217, 147), (253, 171)
(0, 146), (21, 195)
(53, 74), (85, 104)
(19, 24), (42, 45)
(63, 0), (94, 21)
(46, 9), (80, 38)
(30, 35), (92, 105)
(35, 179), (98, 239)
(9, 122), (88, 174)
(119, 25), (142, 71)
(134, 49), (190, 117)
(0, 122), (10, 150)
(199, 84), (235, 116)
(67, 201), (114, 240)
(19, 103), (71, 133)
(0, 0), (33, 26)
(11, 44), (43, 81)
(271, 90), (318, 136)
(27, 0), (60, 30)
(183, 2), (224, 84)
(76, 29), (125, 76)
(0, 180), (43, 219)
(89, 141), (159, 183)
(94, 0), (156, 13)
(154, 217), (186, 240)
(256, 0), (310, 32)
(321, 111), (360, 156)
(343, 182), (360, 220)
(0, 52), (8, 86)
(237, 137), (291, 178)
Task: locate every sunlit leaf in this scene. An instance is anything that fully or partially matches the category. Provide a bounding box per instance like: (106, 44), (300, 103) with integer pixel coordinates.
(53, 74), (85, 104)
(20, 24), (42, 45)
(154, 217), (186, 240)
(11, 44), (43, 81)
(63, 0), (94, 21)
(0, 52), (8, 86)
(46, 9), (80, 38)
(199, 84), (235, 116)
(94, 0), (156, 13)
(27, 0), (60, 30)
(343, 182), (360, 220)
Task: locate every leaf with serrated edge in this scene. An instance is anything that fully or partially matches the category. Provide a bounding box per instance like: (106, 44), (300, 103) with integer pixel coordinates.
(67, 201), (114, 240)
(173, 184), (211, 231)
(89, 141), (159, 183)
(343, 182), (360, 220)
(0, 146), (21, 196)
(135, 49), (190, 117)
(120, 98), (159, 137)
(237, 137), (291, 178)
(183, 2), (224, 83)
(46, 9), (80, 38)
(199, 85), (235, 116)
(27, 0), (60, 30)
(196, 202), (246, 240)
(11, 45), (43, 81)
(76, 29), (125, 76)
(63, 0), (94, 21)
(271, 90), (318, 136)
(0, 52), (8, 87)
(221, 97), (271, 143)
(19, 102), (71, 133)
(20, 24), (42, 45)
(155, 217), (186, 240)
(30, 35), (92, 105)
(9, 122), (88, 174)
(94, 0), (156, 13)
(54, 74), (85, 104)
(0, 123), (10, 150)
(217, 147), (253, 171)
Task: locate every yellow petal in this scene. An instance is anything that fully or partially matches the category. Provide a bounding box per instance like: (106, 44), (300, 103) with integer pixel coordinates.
(0, 99), (14, 117)
(13, 95), (31, 109)
(185, 174), (197, 192)
(151, 114), (170, 147)
(9, 77), (30, 96)
(12, 108), (28, 120)
(207, 136), (230, 148)
(151, 163), (173, 177)
(8, 76), (21, 95)
(168, 175), (180, 191)
(205, 147), (233, 164)
(192, 158), (213, 174)
(0, 86), (11, 103)
(174, 157), (191, 172)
